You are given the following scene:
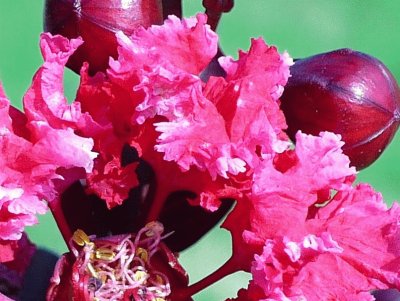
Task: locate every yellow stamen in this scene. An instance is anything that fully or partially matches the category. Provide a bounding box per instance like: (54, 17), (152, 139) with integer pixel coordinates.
(100, 274), (107, 284)
(72, 229), (91, 246)
(155, 274), (164, 285)
(136, 247), (149, 262)
(134, 270), (147, 282)
(95, 247), (116, 261)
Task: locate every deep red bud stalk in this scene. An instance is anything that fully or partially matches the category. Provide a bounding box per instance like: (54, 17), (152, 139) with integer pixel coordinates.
(44, 0), (163, 74)
(202, 0), (234, 31)
(162, 0), (182, 19)
(281, 49), (400, 169)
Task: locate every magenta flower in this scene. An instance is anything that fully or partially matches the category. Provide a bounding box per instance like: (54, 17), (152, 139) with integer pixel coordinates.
(0, 4), (399, 300)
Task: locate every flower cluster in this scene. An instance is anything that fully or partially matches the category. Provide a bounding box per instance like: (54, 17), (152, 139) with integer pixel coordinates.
(0, 10), (399, 301)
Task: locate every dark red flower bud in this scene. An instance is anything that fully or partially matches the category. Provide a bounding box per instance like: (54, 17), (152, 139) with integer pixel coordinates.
(280, 49), (400, 169)
(44, 0), (164, 74)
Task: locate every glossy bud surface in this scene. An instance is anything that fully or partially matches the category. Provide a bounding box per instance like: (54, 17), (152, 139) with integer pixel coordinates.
(44, 0), (163, 74)
(281, 49), (400, 169)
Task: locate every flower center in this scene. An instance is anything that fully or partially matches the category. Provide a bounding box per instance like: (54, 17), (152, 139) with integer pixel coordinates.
(71, 222), (171, 301)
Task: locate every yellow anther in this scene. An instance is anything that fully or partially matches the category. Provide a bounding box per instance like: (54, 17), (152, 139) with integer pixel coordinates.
(100, 274), (107, 284)
(136, 247), (149, 262)
(155, 275), (164, 285)
(134, 270), (147, 282)
(87, 262), (98, 278)
(145, 221), (164, 237)
(72, 229), (91, 246)
(95, 247), (116, 261)
(154, 298), (166, 301)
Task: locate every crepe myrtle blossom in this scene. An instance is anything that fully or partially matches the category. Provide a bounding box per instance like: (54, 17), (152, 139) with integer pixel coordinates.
(225, 133), (400, 300)
(0, 76), (95, 262)
(0, 11), (399, 301)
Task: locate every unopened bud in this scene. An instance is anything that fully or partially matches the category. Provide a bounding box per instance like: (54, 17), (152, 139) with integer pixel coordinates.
(281, 48), (400, 170)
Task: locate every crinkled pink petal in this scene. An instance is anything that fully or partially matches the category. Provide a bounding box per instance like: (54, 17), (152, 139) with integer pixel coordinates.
(219, 38), (292, 102)
(231, 131), (355, 251)
(251, 239), (377, 301)
(109, 14), (217, 124)
(252, 131), (355, 205)
(154, 88), (246, 179)
(133, 67), (200, 124)
(204, 38), (292, 166)
(24, 33), (84, 125)
(75, 65), (141, 208)
(0, 107), (46, 247)
(126, 13), (217, 75)
(109, 14), (218, 78)
(29, 122), (96, 173)
(86, 157), (139, 209)
(310, 184), (400, 286)
(23, 33), (97, 174)
(241, 184), (400, 299)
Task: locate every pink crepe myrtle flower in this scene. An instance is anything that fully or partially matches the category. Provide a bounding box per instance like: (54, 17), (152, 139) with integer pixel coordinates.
(46, 18), (232, 250)
(224, 133), (400, 300)
(103, 13), (292, 217)
(41, 13), (400, 300)
(50, 13), (291, 256)
(0, 85), (88, 262)
(0, 34), (97, 265)
(1, 7), (399, 300)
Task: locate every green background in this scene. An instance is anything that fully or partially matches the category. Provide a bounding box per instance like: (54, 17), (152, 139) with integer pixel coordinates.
(1, 1), (400, 300)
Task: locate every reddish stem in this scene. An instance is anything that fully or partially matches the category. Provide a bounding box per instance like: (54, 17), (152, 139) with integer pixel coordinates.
(47, 198), (73, 251)
(202, 0), (234, 31)
(162, 0), (182, 19)
(171, 255), (240, 300)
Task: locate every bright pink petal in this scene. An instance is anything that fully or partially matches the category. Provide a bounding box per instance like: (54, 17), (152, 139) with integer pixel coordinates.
(121, 13), (218, 75)
(252, 131), (355, 206)
(23, 33), (97, 174)
(250, 239), (377, 301)
(240, 181), (400, 300)
(75, 66), (141, 208)
(86, 157), (139, 209)
(24, 33), (84, 125)
(154, 87), (246, 179)
(215, 38), (293, 157)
